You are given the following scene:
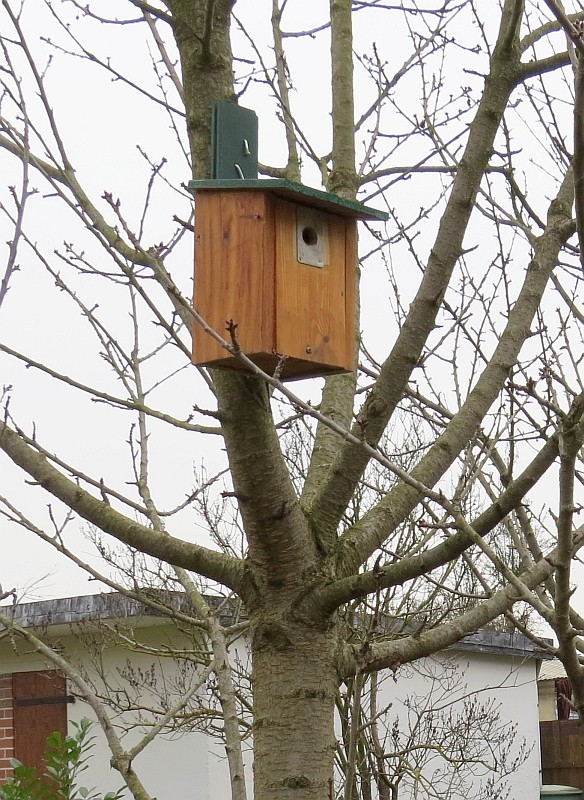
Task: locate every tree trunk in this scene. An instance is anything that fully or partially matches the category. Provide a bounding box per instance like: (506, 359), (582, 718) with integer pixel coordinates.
(252, 617), (338, 800)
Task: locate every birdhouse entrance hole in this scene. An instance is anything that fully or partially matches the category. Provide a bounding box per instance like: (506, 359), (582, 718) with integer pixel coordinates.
(297, 208), (326, 268)
(302, 227), (318, 245)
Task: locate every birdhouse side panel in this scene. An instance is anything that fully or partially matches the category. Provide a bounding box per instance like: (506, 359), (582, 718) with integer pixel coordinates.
(344, 219), (358, 372)
(274, 200), (351, 371)
(193, 191), (275, 366)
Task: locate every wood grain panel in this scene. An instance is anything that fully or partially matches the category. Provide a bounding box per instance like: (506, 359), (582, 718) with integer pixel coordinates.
(274, 200), (349, 369)
(344, 219), (358, 372)
(193, 191), (274, 365)
(13, 671), (67, 777)
(540, 720), (584, 791)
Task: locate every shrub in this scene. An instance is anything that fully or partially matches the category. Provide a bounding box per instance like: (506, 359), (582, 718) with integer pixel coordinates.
(0, 718), (123, 800)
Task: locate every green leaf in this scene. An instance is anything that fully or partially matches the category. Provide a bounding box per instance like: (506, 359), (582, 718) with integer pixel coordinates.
(1, 720), (124, 800)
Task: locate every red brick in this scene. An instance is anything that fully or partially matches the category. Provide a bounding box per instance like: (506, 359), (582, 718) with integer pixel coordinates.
(0, 676), (13, 786)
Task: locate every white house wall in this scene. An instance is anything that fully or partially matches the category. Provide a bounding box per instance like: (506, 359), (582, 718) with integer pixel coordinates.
(0, 623), (239, 799)
(68, 625), (253, 800)
(0, 625), (541, 800)
(370, 650), (541, 800)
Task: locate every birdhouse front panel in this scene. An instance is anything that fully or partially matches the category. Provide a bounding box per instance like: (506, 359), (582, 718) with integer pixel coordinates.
(273, 199), (356, 373)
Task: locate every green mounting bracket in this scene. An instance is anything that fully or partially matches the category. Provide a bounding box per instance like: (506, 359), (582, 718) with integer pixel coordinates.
(212, 101), (258, 180)
(200, 102), (388, 222)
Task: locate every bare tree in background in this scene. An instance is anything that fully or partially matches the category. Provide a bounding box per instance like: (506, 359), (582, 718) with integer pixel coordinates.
(336, 658), (530, 800)
(2, 1), (584, 799)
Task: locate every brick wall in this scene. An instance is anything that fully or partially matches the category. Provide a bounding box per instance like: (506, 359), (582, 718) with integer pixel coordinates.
(0, 675), (14, 783)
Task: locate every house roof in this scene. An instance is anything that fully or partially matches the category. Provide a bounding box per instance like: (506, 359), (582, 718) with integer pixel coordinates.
(538, 658), (568, 681)
(0, 591), (231, 632)
(448, 628), (553, 660)
(0, 593), (551, 661)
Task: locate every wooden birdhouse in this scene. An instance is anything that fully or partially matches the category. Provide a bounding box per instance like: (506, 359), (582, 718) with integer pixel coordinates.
(189, 178), (387, 381)
(188, 102), (387, 381)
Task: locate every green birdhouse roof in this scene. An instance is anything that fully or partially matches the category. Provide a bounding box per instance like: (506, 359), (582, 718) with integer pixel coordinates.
(188, 178), (388, 222)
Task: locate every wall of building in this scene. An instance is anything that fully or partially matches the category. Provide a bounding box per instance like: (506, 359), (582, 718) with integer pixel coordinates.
(371, 649), (541, 800)
(0, 621), (542, 800)
(539, 680), (558, 722)
(0, 620), (247, 799)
